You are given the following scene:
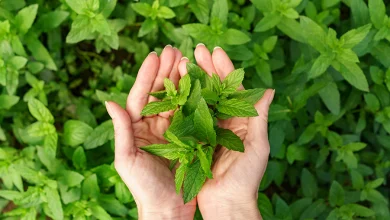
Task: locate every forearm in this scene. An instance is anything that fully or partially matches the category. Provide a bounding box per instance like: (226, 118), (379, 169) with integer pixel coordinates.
(200, 200), (261, 220)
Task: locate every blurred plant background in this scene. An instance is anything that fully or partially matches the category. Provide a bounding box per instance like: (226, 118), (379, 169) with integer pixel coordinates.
(0, 0), (389, 219)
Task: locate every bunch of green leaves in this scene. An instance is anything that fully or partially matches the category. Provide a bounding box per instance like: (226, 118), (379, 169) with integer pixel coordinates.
(141, 63), (265, 202)
(1, 0), (390, 219)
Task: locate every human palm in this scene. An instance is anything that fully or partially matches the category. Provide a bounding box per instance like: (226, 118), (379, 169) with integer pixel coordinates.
(106, 46), (196, 218)
(178, 45), (274, 218)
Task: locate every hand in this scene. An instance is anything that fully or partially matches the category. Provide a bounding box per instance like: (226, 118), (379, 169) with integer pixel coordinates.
(178, 44), (275, 220)
(105, 45), (196, 220)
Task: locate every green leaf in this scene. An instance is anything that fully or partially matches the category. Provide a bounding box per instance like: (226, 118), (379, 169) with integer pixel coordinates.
(274, 195), (293, 220)
(27, 122), (56, 137)
(66, 15), (94, 44)
(0, 190), (22, 200)
(82, 174), (100, 199)
(319, 81), (340, 115)
(257, 193), (274, 219)
(131, 3), (152, 17)
(189, 0), (210, 24)
(44, 186), (64, 220)
(63, 120), (93, 147)
(167, 110), (195, 137)
(222, 68), (245, 94)
(8, 56), (27, 70)
(115, 181), (133, 203)
(92, 14), (111, 36)
(366, 178), (384, 189)
(65, 0), (94, 15)
(15, 4), (38, 34)
(254, 12), (282, 32)
(28, 98), (54, 123)
(149, 90), (167, 99)
(346, 204), (375, 217)
(300, 16), (327, 52)
(165, 78), (177, 97)
(211, 0), (228, 26)
(338, 49), (360, 63)
(263, 36), (278, 53)
(0, 95), (19, 110)
(138, 18), (157, 37)
(141, 100), (177, 116)
(277, 17), (305, 43)
(25, 35), (57, 70)
(193, 98), (217, 146)
(84, 120), (114, 149)
(329, 181), (345, 207)
(364, 93), (380, 112)
(299, 199), (326, 220)
(286, 144), (308, 164)
(341, 24), (372, 48)
(309, 54), (333, 79)
(141, 143), (189, 160)
(158, 6), (175, 19)
(228, 88), (266, 105)
(301, 168), (318, 198)
(59, 170), (85, 187)
(186, 63), (207, 84)
(90, 203), (112, 220)
(351, 0), (370, 27)
(183, 159), (206, 203)
(196, 145), (213, 178)
(72, 147), (87, 170)
(217, 99), (258, 117)
(178, 74), (191, 105)
(290, 198), (312, 220)
(335, 61), (369, 92)
(175, 158), (189, 194)
(36, 10), (69, 31)
(216, 128), (244, 152)
(202, 88), (219, 104)
(350, 170), (364, 190)
(283, 8), (299, 19)
(223, 29), (251, 45)
(368, 0), (386, 29)
(164, 129), (192, 149)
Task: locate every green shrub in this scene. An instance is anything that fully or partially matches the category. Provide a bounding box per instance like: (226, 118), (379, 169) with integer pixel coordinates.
(0, 0), (389, 219)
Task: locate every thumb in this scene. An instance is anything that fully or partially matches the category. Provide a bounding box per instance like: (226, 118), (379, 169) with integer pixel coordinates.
(105, 101), (136, 170)
(246, 89), (275, 150)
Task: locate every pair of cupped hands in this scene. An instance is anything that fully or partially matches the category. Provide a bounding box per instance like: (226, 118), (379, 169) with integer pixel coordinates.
(105, 44), (275, 220)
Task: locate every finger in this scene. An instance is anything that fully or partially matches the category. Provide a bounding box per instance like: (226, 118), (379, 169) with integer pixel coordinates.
(149, 45), (176, 103)
(169, 48), (182, 86)
(245, 89), (275, 155)
(212, 46), (244, 90)
(160, 48), (183, 118)
(194, 43), (216, 76)
(127, 52), (159, 122)
(211, 46), (235, 80)
(106, 101), (136, 172)
(178, 57), (189, 77)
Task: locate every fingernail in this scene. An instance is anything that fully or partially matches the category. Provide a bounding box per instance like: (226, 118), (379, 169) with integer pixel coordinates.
(181, 57), (189, 61)
(268, 89), (275, 105)
(196, 43), (205, 47)
(173, 47), (178, 50)
(165, 44), (172, 49)
(214, 46), (222, 51)
(149, 51), (157, 55)
(105, 101), (114, 118)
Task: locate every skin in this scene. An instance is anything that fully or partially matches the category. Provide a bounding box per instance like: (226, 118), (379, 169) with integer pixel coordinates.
(105, 44), (275, 220)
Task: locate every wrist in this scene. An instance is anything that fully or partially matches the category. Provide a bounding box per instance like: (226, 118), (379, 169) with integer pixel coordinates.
(200, 199), (261, 220)
(138, 203), (195, 220)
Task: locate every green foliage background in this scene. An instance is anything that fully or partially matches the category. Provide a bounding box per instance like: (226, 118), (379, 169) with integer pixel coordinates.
(0, 0), (390, 219)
